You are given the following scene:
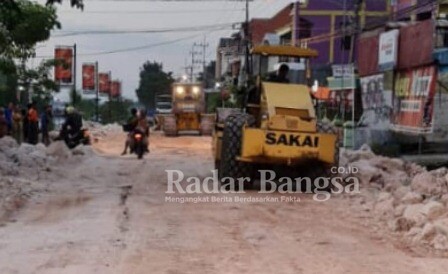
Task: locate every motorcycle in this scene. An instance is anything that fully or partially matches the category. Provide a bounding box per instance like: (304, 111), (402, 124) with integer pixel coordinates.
(58, 127), (91, 149)
(130, 128), (146, 159)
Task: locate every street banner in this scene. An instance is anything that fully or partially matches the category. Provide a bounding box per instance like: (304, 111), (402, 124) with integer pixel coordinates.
(392, 65), (437, 133)
(378, 29), (399, 71)
(332, 64), (354, 78)
(360, 74), (393, 127)
(82, 63), (96, 94)
(98, 72), (111, 97)
(54, 46), (74, 85)
(361, 74), (388, 110)
(110, 80), (121, 98)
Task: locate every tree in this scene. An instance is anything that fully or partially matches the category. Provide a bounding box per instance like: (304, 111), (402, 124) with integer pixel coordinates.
(16, 59), (59, 108)
(0, 0), (60, 106)
(100, 99), (134, 124)
(197, 60), (216, 89)
(135, 61), (174, 110)
(0, 0), (60, 59)
(0, 58), (18, 106)
(46, 0), (83, 10)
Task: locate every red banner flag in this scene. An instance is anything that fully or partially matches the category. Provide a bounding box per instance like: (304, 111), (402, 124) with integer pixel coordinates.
(54, 47), (74, 85)
(110, 80), (121, 98)
(82, 63), (96, 94)
(98, 73), (111, 96)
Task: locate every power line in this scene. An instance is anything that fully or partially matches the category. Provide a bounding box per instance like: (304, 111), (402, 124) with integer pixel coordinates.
(59, 8), (245, 14)
(35, 33), (205, 58)
(53, 22), (238, 37)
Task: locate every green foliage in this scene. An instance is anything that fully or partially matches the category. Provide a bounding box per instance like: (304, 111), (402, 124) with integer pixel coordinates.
(135, 61), (174, 110)
(196, 60), (216, 89)
(46, 0), (84, 10)
(20, 59), (59, 104)
(206, 92), (236, 113)
(76, 98), (97, 121)
(0, 0), (60, 59)
(0, 0), (60, 106)
(0, 58), (18, 106)
(100, 99), (134, 124)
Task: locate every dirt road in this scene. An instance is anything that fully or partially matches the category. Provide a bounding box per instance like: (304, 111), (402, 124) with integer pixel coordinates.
(1, 131), (448, 274)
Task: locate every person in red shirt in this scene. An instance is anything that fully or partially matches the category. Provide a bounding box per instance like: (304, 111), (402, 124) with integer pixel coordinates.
(27, 102), (39, 144)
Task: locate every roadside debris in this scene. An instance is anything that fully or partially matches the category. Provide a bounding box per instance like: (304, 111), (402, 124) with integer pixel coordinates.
(0, 136), (93, 223)
(341, 145), (448, 252)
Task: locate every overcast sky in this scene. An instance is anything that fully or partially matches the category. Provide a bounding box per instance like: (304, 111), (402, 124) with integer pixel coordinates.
(33, 0), (294, 101)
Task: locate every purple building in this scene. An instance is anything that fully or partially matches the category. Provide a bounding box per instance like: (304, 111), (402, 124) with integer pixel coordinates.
(293, 0), (390, 66)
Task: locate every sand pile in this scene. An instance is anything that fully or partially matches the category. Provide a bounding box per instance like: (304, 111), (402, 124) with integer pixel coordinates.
(85, 122), (122, 140)
(0, 136), (94, 222)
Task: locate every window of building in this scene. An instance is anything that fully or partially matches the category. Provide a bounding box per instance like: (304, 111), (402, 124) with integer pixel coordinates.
(299, 18), (313, 39)
(436, 27), (448, 48)
(417, 11), (432, 21)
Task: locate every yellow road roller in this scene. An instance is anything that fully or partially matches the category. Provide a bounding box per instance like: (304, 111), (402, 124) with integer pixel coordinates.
(213, 45), (339, 185)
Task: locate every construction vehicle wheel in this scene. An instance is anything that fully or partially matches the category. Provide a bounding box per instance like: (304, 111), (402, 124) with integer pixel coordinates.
(219, 113), (255, 187)
(317, 121), (340, 173)
(163, 115), (177, 136)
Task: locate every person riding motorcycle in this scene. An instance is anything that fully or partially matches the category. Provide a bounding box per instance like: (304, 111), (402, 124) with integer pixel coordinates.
(60, 106), (83, 142)
(121, 108), (139, 155)
(136, 109), (150, 153)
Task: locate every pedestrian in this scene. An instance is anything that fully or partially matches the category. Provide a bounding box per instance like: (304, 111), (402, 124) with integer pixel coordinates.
(12, 106), (23, 144)
(0, 108), (8, 138)
(40, 105), (53, 146)
(27, 102), (39, 145)
(4, 102), (13, 135)
(22, 107), (29, 143)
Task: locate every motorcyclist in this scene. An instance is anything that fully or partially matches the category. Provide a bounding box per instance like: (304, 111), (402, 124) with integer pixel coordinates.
(136, 109), (150, 153)
(60, 106), (83, 143)
(121, 108), (139, 155)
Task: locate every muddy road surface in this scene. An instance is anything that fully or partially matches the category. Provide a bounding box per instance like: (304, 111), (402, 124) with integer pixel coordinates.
(1, 131), (448, 274)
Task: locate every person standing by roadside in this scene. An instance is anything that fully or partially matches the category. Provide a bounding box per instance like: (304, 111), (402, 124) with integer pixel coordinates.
(40, 105), (53, 146)
(4, 102), (13, 135)
(0, 108), (8, 138)
(22, 106), (29, 143)
(11, 106), (23, 144)
(27, 102), (39, 145)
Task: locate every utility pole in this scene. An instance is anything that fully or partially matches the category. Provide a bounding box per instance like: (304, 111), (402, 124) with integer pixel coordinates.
(194, 36), (209, 86)
(189, 44), (201, 82)
(95, 61), (99, 122)
(292, 1), (300, 46)
(349, 0), (363, 149)
(244, 0), (250, 77)
(108, 71), (112, 122)
(349, 0), (363, 63)
(73, 43), (77, 106)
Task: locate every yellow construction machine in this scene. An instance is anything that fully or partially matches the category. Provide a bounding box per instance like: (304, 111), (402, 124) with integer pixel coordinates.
(213, 45), (339, 185)
(162, 82), (214, 136)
